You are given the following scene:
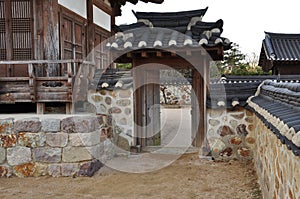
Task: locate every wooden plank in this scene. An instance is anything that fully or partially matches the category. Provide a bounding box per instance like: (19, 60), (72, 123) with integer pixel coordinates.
(36, 103), (45, 114)
(37, 92), (70, 101)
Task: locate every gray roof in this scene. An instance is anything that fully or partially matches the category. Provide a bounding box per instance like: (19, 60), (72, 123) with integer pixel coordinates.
(259, 32), (300, 69)
(108, 8), (231, 52)
(248, 80), (300, 156)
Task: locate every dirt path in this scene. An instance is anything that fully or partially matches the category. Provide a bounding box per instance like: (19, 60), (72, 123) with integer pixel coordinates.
(0, 153), (261, 199)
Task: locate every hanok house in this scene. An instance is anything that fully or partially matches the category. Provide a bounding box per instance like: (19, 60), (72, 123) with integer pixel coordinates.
(91, 7), (231, 148)
(0, 0), (163, 114)
(259, 32), (300, 75)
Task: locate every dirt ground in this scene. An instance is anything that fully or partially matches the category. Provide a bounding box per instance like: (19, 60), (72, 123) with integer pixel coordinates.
(0, 153), (261, 199)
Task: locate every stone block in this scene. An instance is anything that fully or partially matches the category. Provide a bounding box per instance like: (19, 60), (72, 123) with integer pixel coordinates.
(13, 163), (35, 177)
(18, 132), (46, 148)
(41, 118), (61, 132)
(33, 148), (61, 163)
(48, 164), (61, 177)
(61, 163), (79, 177)
(0, 166), (11, 177)
(69, 131), (100, 147)
(14, 118), (41, 133)
(78, 160), (103, 177)
(46, 133), (68, 147)
(62, 147), (93, 162)
(0, 134), (17, 148)
(0, 118), (14, 134)
(61, 116), (100, 133)
(0, 147), (5, 164)
(7, 146), (31, 166)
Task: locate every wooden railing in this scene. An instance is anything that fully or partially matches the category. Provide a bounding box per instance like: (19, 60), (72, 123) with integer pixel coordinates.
(0, 60), (95, 114)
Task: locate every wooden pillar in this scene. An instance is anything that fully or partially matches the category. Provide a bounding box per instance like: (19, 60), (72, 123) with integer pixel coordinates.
(87, 0), (94, 58)
(42, 0), (60, 76)
(191, 54), (208, 147)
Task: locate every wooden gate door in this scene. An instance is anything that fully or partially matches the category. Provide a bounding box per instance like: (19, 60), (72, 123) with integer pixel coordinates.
(144, 69), (161, 146)
(134, 67), (161, 147)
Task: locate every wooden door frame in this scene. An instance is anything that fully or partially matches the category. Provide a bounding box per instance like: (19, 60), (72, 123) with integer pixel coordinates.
(131, 51), (209, 148)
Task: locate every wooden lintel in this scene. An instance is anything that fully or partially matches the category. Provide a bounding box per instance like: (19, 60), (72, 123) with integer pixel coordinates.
(156, 51), (162, 57)
(141, 51), (148, 58)
(127, 52), (132, 58)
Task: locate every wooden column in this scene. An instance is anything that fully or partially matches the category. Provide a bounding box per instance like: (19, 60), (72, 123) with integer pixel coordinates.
(191, 54), (208, 147)
(42, 0), (59, 76)
(87, 0), (94, 58)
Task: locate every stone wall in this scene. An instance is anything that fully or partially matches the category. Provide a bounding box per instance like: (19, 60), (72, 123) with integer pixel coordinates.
(0, 115), (114, 177)
(88, 89), (133, 149)
(160, 85), (191, 105)
(252, 116), (300, 199)
(206, 107), (256, 160)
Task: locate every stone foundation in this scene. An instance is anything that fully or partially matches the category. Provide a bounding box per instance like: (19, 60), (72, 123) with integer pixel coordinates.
(206, 107), (255, 160)
(252, 116), (300, 199)
(0, 115), (114, 177)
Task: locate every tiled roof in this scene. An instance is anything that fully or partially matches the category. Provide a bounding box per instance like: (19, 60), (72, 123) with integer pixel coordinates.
(247, 80), (300, 156)
(259, 32), (300, 67)
(207, 75), (300, 109)
(108, 8), (231, 51)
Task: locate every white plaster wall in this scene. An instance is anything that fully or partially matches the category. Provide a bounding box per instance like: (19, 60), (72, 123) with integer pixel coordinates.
(93, 5), (111, 32)
(58, 0), (87, 19)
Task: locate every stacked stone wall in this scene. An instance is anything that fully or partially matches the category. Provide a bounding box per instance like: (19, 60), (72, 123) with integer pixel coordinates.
(89, 89), (133, 147)
(206, 107), (256, 160)
(252, 116), (300, 199)
(0, 116), (114, 177)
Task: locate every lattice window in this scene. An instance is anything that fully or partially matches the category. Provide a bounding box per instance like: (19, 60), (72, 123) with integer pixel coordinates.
(11, 0), (32, 60)
(0, 0), (6, 60)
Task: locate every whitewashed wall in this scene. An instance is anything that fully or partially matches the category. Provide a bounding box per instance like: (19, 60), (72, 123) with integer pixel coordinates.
(58, 0), (87, 19)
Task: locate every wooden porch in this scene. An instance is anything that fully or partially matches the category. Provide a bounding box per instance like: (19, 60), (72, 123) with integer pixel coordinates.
(0, 59), (94, 114)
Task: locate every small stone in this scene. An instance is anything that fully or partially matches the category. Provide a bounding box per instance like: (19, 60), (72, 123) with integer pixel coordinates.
(0, 118), (14, 134)
(237, 147), (251, 158)
(119, 118), (127, 125)
(61, 163), (79, 177)
(246, 136), (256, 144)
(245, 117), (253, 123)
(229, 136), (242, 145)
(13, 163), (35, 177)
(46, 133), (68, 147)
(231, 113), (244, 120)
(62, 147), (93, 162)
(41, 118), (61, 132)
(17, 132), (46, 148)
(48, 164), (61, 177)
(0, 134), (17, 148)
(246, 110), (254, 116)
(0, 147), (5, 163)
(14, 118), (41, 133)
(119, 90), (131, 98)
(33, 163), (48, 177)
(108, 107), (122, 114)
(209, 119), (220, 127)
(209, 109), (223, 118)
(116, 135), (130, 151)
(248, 124), (254, 131)
(99, 90), (106, 95)
(69, 131), (100, 147)
(108, 91), (116, 97)
(220, 147), (233, 157)
(116, 99), (131, 107)
(236, 124), (248, 136)
(91, 94), (102, 102)
(7, 146), (31, 166)
(124, 108), (131, 115)
(61, 116), (100, 133)
(78, 160), (103, 177)
(33, 148), (62, 163)
(105, 97), (112, 105)
(218, 126), (234, 137)
(0, 166), (11, 177)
